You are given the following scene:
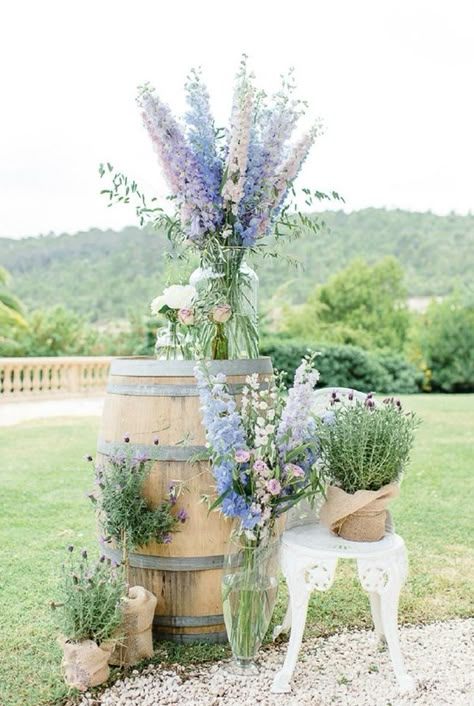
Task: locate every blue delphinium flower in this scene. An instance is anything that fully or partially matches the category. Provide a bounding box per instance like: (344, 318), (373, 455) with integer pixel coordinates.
(195, 365), (252, 521)
(184, 69), (224, 229)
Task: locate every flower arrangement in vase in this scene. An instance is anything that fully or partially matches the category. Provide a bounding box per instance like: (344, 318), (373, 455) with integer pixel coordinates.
(316, 392), (419, 541)
(150, 284), (197, 359)
(101, 58), (341, 359)
(87, 439), (187, 665)
(195, 355), (324, 672)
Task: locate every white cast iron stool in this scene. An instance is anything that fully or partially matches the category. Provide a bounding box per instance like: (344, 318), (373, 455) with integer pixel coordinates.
(271, 524), (416, 694)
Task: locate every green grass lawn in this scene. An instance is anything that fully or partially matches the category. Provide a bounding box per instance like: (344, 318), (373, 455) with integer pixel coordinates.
(1, 395), (473, 706)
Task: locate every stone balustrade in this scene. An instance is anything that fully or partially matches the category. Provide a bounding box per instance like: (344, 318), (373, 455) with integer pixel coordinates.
(0, 357), (112, 398)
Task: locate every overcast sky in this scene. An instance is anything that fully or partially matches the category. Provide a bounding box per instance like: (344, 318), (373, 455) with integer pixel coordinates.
(1, 0), (473, 239)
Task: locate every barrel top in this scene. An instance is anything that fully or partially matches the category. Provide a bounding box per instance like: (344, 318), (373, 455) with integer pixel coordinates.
(110, 357), (273, 377)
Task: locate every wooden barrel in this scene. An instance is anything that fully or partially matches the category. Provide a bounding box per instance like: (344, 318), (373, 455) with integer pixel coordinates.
(97, 357), (273, 644)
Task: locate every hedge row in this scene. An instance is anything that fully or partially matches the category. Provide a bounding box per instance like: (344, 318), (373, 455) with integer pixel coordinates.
(260, 338), (423, 394)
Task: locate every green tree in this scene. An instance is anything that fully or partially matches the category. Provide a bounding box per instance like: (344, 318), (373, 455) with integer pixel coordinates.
(0, 266), (27, 330)
(283, 257), (410, 351)
(0, 267), (28, 354)
(1, 306), (101, 357)
(419, 293), (474, 392)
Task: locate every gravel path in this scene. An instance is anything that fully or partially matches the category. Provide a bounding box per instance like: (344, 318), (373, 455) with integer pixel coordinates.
(77, 618), (473, 706)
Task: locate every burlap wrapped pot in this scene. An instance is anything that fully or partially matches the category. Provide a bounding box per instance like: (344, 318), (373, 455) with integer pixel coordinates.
(109, 585), (157, 667)
(59, 637), (115, 691)
(319, 483), (399, 541)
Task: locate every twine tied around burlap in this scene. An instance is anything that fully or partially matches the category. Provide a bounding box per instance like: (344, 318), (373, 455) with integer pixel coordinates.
(59, 637), (115, 691)
(319, 483), (399, 541)
(109, 585), (157, 667)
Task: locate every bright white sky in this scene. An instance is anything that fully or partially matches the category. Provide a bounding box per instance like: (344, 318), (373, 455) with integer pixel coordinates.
(1, 0), (473, 238)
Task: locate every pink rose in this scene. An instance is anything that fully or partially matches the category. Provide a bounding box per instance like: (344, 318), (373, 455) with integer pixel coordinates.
(285, 463), (305, 479)
(235, 449), (251, 463)
(253, 459), (269, 474)
(211, 303), (232, 323)
(266, 478), (281, 496)
(178, 308), (194, 326)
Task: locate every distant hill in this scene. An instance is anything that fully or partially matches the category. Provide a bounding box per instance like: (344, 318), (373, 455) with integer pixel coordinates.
(1, 209), (472, 322)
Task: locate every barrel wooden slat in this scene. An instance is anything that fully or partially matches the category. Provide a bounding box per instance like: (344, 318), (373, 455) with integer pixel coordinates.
(97, 356), (273, 643)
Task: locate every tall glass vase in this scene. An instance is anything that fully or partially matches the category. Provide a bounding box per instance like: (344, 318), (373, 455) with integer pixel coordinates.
(189, 247), (259, 359)
(222, 533), (280, 674)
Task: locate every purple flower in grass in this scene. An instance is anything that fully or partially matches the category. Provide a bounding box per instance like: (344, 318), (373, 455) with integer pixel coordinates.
(177, 509), (188, 523)
(163, 533), (172, 545)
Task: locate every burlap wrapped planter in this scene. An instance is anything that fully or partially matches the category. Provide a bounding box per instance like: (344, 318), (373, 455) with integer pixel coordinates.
(109, 585), (157, 667)
(59, 637), (115, 691)
(319, 484), (399, 542)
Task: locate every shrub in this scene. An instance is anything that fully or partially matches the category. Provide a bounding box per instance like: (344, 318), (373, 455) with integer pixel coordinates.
(419, 295), (474, 392)
(375, 352), (424, 394)
(260, 338), (421, 394)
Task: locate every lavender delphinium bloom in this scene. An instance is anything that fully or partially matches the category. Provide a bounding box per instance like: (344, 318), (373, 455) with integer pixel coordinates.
(138, 84), (222, 240)
(184, 69), (224, 228)
(277, 357), (320, 473)
(238, 76), (303, 245)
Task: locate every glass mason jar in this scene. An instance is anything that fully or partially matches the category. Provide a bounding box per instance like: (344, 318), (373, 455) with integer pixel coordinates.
(189, 249), (259, 359)
(222, 532), (281, 674)
(154, 322), (187, 360)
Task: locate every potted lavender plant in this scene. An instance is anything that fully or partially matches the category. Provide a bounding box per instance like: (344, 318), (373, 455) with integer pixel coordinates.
(52, 546), (125, 691)
(317, 393), (419, 541)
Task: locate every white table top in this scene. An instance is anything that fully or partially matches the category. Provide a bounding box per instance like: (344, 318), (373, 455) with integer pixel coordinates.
(281, 524), (404, 560)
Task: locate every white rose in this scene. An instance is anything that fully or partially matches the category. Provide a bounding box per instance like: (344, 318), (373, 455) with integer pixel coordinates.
(150, 295), (166, 315)
(163, 284), (197, 310)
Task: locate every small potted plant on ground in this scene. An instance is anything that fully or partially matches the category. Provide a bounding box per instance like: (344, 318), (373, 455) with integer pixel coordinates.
(87, 439), (186, 667)
(317, 393), (419, 541)
(52, 546), (126, 691)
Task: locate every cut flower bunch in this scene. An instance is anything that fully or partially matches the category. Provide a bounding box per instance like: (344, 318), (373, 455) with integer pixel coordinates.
(195, 354), (324, 543)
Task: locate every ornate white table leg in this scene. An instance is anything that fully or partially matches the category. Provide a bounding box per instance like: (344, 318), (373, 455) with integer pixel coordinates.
(368, 592), (386, 645)
(272, 556), (337, 694)
(358, 546), (416, 694)
(273, 596), (292, 640)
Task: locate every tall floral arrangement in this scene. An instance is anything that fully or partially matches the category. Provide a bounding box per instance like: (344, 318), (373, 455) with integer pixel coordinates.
(101, 59), (339, 359)
(195, 355), (323, 669)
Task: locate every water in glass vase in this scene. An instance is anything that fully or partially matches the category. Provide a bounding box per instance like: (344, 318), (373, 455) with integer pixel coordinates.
(189, 253), (259, 359)
(222, 535), (280, 675)
(222, 573), (279, 674)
